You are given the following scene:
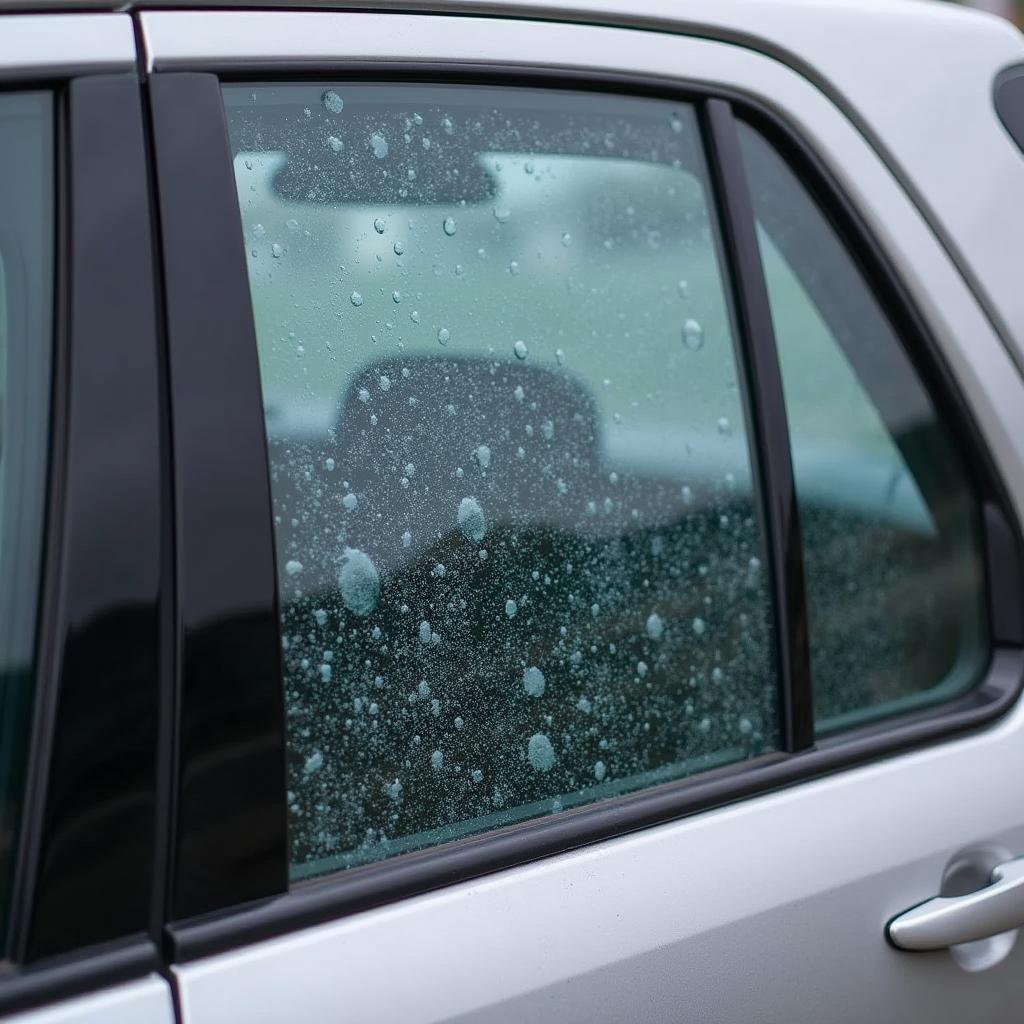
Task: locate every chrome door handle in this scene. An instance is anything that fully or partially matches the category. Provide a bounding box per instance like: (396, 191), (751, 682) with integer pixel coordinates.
(888, 857), (1024, 951)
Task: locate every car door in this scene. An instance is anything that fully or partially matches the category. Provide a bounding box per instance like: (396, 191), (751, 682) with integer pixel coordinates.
(140, 8), (1024, 1023)
(0, 12), (174, 1024)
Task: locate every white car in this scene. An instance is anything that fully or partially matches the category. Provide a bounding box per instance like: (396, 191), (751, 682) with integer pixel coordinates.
(1, 1), (1024, 1021)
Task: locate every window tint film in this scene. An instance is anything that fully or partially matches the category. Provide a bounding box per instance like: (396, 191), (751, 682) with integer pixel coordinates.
(0, 92), (53, 937)
(225, 84), (779, 881)
(737, 120), (987, 734)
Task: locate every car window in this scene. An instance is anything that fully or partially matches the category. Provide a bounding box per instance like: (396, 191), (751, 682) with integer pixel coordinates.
(737, 120), (988, 734)
(0, 92), (54, 936)
(225, 83), (780, 881)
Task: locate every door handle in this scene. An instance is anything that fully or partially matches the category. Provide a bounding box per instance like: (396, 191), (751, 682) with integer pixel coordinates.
(888, 857), (1024, 951)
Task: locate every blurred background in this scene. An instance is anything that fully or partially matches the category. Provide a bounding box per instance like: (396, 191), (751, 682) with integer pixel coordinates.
(960, 0), (1023, 26)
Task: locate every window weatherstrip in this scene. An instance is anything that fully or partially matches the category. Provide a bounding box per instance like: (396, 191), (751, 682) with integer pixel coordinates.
(701, 98), (814, 753)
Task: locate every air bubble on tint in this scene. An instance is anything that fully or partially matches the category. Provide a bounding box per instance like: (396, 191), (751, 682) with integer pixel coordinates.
(522, 666), (545, 698)
(437, 327), (450, 346)
(527, 733), (555, 772)
(342, 492), (358, 511)
(285, 559), (303, 576)
(338, 548), (380, 616)
(304, 751), (323, 775)
(350, 291), (364, 307)
(646, 612), (665, 640)
(430, 749), (444, 770)
(443, 216), (457, 236)
(513, 340), (528, 360)
(475, 445), (491, 470)
(594, 760), (607, 782)
(457, 496), (487, 543)
(682, 318), (704, 351)
(505, 599), (518, 618)
(322, 90), (345, 114)
(369, 133), (389, 158)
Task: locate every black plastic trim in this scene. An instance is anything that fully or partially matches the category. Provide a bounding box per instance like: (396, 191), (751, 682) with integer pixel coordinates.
(995, 63), (1024, 158)
(15, 74), (165, 964)
(155, 64), (1024, 958)
(147, 72), (288, 922)
(985, 502), (1024, 648)
(702, 98), (813, 753)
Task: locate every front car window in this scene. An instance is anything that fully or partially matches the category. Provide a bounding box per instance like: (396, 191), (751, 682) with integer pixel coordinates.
(225, 83), (780, 881)
(0, 91), (54, 936)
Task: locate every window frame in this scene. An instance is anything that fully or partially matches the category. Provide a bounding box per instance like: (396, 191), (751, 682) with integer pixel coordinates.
(151, 64), (1024, 964)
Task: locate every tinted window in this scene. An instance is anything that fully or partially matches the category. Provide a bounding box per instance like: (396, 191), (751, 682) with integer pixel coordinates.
(738, 120), (987, 733)
(226, 84), (779, 881)
(0, 92), (53, 934)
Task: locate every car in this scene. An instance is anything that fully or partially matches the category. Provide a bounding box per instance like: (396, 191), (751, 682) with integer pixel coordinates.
(1, 0), (1024, 1020)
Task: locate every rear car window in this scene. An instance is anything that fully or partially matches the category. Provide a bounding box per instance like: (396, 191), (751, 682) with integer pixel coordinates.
(224, 83), (780, 881)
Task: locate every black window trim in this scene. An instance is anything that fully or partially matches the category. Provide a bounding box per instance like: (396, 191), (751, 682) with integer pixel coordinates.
(0, 69), (169, 1017)
(145, 63), (1024, 962)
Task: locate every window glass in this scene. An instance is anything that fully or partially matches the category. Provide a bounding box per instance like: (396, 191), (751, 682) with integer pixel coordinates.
(225, 84), (779, 881)
(737, 120), (987, 734)
(0, 92), (53, 936)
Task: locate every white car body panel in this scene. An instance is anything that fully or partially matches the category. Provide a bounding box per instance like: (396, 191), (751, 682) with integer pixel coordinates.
(0, 13), (135, 75)
(5, 976), (175, 1024)
(137, 9), (1024, 1022)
